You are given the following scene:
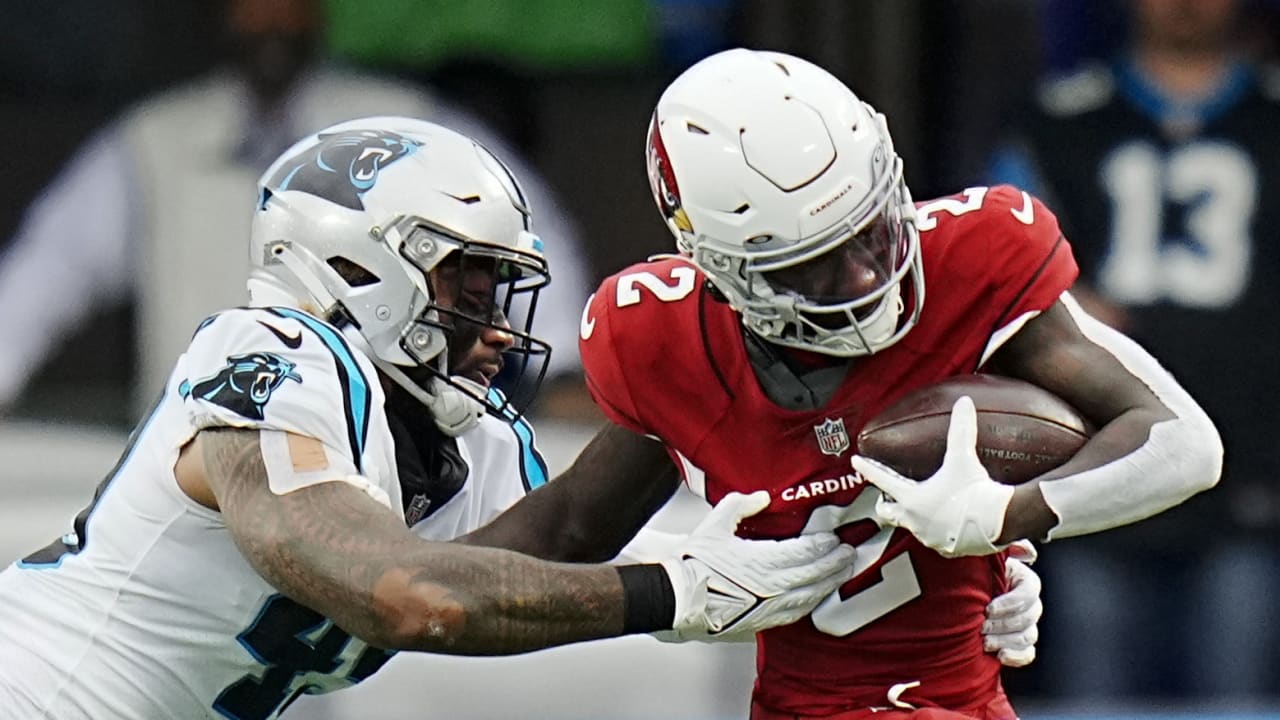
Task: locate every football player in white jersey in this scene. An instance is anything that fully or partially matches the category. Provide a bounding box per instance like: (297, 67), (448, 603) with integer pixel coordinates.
(0, 117), (862, 720)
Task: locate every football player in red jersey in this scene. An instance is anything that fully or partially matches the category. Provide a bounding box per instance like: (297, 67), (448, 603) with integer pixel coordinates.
(465, 49), (1222, 719)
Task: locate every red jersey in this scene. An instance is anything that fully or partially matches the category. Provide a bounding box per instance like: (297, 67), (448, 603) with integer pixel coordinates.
(580, 185), (1078, 716)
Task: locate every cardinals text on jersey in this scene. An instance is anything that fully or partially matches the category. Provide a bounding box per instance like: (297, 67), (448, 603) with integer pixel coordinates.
(580, 185), (1077, 716)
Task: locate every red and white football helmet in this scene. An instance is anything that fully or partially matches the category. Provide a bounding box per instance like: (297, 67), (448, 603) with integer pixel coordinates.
(647, 48), (924, 357)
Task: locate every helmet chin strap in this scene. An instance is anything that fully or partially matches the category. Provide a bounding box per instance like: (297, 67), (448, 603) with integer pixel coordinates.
(385, 362), (485, 437)
(341, 329), (483, 437)
(270, 243), (479, 436)
(271, 242), (485, 436)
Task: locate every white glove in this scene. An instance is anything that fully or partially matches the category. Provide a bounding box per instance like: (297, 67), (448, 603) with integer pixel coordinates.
(983, 553), (1043, 667)
(658, 491), (856, 642)
(850, 396), (1015, 558)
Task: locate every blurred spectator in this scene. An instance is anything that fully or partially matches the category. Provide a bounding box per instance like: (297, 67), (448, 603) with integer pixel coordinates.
(989, 0), (1280, 700)
(0, 0), (592, 422)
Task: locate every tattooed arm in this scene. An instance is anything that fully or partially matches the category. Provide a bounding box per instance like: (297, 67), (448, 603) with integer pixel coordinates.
(188, 427), (635, 656)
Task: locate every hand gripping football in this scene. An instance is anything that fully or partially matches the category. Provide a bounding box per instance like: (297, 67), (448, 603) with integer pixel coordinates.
(857, 374), (1091, 485)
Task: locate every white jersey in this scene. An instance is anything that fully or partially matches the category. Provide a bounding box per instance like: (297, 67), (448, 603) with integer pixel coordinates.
(0, 307), (542, 719)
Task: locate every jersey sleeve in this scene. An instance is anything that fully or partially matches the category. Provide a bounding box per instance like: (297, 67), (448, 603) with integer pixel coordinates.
(978, 184), (1079, 325)
(176, 307), (379, 474)
(578, 273), (656, 436)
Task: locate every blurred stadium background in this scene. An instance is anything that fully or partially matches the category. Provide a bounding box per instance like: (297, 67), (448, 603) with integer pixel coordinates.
(2, 0), (1279, 718)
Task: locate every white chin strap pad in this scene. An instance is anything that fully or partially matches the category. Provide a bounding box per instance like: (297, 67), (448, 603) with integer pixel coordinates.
(380, 362), (483, 437)
(423, 377), (485, 437)
(343, 329), (484, 437)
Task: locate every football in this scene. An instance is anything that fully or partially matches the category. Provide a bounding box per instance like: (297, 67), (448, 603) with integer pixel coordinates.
(856, 374), (1091, 485)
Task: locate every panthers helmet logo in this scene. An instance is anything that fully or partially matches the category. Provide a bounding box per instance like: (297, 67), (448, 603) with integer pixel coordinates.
(266, 129), (421, 210)
(180, 352), (302, 421)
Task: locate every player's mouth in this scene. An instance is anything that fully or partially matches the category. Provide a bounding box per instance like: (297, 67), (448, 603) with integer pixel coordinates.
(466, 361), (503, 388)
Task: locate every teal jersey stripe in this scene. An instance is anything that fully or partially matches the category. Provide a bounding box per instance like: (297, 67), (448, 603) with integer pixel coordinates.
(269, 308), (371, 470)
(488, 388), (549, 491)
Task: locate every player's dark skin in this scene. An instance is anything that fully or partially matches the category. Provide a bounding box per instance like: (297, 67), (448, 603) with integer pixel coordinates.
(186, 429), (630, 655)
(462, 293), (1176, 556)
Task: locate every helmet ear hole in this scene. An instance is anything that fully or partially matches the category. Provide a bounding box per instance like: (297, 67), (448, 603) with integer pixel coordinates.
(326, 256), (381, 287)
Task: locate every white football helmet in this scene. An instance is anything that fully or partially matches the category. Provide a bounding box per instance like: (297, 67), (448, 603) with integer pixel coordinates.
(647, 48), (923, 357)
(249, 116), (551, 434)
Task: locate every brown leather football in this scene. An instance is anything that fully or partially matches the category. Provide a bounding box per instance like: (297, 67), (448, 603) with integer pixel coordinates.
(856, 374), (1091, 485)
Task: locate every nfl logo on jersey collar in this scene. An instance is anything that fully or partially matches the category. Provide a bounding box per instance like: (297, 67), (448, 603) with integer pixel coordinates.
(814, 417), (850, 456)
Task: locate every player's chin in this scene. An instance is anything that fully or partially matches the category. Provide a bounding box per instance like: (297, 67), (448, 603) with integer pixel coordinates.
(472, 363), (508, 388)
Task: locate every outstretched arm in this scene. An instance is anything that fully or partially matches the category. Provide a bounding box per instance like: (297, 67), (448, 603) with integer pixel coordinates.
(460, 423), (681, 562)
(193, 426), (853, 651)
(197, 427), (636, 656)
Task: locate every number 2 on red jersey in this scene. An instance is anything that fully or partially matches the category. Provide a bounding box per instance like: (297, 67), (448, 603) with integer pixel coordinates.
(803, 492), (921, 636)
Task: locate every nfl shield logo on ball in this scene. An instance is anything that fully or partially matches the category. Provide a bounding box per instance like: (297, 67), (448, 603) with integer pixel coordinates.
(814, 417), (850, 456)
